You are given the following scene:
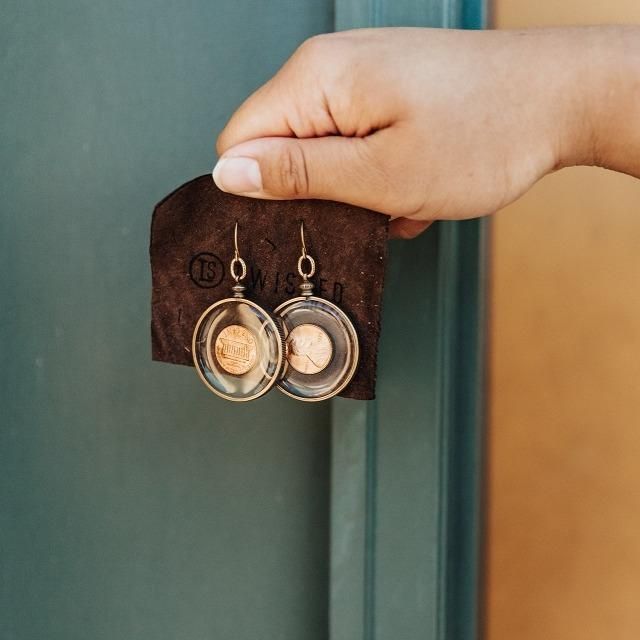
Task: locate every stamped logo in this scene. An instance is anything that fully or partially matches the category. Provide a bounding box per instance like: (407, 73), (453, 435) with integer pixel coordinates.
(189, 253), (224, 289)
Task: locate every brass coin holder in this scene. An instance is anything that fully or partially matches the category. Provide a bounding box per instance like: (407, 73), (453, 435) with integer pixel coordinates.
(274, 223), (359, 402)
(192, 224), (284, 402)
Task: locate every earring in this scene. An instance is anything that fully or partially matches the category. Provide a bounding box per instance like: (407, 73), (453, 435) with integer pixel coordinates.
(192, 222), (284, 401)
(274, 222), (359, 401)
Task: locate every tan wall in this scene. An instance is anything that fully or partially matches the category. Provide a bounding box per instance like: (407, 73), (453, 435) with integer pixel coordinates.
(486, 3), (640, 640)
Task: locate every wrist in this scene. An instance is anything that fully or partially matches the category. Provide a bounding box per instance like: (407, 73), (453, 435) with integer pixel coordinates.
(557, 26), (640, 174)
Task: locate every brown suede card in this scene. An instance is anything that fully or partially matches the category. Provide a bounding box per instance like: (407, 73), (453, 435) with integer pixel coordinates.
(150, 174), (388, 400)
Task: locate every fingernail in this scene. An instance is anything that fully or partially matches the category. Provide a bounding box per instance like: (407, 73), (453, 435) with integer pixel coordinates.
(212, 157), (262, 194)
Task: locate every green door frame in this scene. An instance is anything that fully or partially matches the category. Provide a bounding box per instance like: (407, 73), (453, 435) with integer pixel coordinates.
(330, 2), (488, 640)
(2, 1), (486, 637)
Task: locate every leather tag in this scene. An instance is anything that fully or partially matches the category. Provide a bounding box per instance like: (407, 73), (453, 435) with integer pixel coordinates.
(150, 175), (388, 400)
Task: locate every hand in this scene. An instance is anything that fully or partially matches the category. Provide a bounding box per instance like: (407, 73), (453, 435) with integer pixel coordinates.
(213, 27), (640, 238)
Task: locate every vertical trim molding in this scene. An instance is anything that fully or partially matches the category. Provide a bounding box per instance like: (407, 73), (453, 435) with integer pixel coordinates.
(330, 2), (487, 640)
(329, 399), (377, 640)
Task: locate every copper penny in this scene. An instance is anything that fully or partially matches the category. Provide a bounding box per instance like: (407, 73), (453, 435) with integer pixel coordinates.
(214, 324), (258, 375)
(286, 324), (333, 375)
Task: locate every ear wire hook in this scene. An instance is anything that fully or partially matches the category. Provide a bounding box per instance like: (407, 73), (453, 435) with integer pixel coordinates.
(300, 221), (307, 260)
(230, 221), (247, 284)
(297, 220), (316, 281)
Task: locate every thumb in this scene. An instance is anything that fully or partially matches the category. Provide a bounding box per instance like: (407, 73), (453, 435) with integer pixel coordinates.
(212, 134), (397, 213)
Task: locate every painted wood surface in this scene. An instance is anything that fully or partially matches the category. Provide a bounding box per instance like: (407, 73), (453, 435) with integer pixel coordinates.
(1, 1), (487, 638)
(330, 2), (487, 639)
(1, 3), (333, 639)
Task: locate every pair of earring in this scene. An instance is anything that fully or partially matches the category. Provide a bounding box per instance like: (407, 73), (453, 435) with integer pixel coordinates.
(192, 222), (359, 402)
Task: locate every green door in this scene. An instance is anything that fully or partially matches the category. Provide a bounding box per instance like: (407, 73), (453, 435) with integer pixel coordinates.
(1, 1), (486, 639)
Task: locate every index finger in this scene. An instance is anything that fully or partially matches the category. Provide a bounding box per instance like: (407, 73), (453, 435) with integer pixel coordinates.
(216, 78), (295, 155)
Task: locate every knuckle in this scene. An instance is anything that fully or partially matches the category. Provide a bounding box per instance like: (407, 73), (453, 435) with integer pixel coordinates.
(396, 225), (415, 240)
(354, 142), (396, 206)
(295, 33), (349, 76)
(290, 33), (357, 109)
(215, 134), (226, 156)
(392, 219), (430, 240)
(274, 144), (309, 197)
(296, 33), (334, 59)
(216, 122), (235, 156)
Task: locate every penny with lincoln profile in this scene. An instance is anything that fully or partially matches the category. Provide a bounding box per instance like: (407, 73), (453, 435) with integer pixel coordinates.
(214, 324), (258, 375)
(286, 323), (333, 375)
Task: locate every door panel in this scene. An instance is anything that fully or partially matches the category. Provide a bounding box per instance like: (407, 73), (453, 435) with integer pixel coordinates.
(1, 2), (332, 639)
(1, 1), (486, 639)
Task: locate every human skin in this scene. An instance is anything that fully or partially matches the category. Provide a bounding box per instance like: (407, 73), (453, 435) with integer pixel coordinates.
(213, 26), (640, 238)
